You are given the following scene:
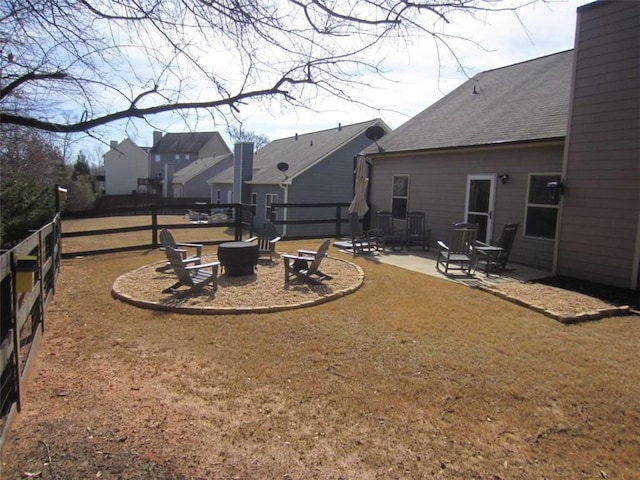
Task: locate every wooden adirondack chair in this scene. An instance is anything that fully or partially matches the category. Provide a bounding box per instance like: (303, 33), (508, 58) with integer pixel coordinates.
(247, 222), (282, 262)
(436, 222), (479, 274)
(282, 239), (333, 286)
(157, 229), (204, 272)
(161, 246), (220, 297)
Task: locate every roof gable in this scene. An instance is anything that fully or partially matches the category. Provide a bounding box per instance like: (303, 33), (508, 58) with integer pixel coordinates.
(172, 153), (233, 184)
(103, 138), (147, 159)
(371, 50), (573, 154)
(250, 119), (390, 184)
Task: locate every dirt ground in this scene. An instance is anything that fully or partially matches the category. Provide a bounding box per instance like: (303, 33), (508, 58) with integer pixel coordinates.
(2, 242), (640, 479)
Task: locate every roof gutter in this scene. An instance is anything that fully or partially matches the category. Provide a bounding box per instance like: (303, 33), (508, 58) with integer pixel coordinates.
(366, 136), (566, 159)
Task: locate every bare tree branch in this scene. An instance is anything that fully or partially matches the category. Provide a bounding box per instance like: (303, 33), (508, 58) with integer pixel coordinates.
(0, 0), (538, 134)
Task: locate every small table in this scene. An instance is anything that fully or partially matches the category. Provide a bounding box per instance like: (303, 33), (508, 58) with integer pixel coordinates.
(474, 245), (505, 277)
(217, 241), (259, 276)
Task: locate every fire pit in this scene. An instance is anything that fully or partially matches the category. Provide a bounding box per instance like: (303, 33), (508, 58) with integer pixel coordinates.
(217, 241), (259, 276)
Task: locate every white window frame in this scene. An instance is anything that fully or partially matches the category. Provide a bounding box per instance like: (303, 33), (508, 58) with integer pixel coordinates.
(154, 154), (161, 162)
(265, 193), (278, 221)
(391, 174), (410, 219)
(251, 192), (257, 217)
(524, 172), (562, 240)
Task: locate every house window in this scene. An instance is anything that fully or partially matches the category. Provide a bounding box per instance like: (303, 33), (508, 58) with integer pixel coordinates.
(215, 190), (221, 204)
(185, 154), (190, 161)
(524, 173), (561, 239)
(175, 154), (180, 161)
(251, 193), (257, 217)
(265, 193), (278, 221)
(154, 154), (160, 162)
(391, 175), (409, 219)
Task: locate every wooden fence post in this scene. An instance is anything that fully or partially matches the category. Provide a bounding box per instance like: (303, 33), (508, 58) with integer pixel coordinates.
(151, 207), (158, 247)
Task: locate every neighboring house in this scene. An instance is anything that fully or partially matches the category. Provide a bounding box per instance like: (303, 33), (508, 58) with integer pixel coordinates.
(171, 153), (233, 198)
(148, 131), (231, 198)
(364, 50), (573, 270)
(208, 119), (391, 237)
(555, 0), (640, 289)
(364, 0), (640, 290)
(103, 139), (149, 195)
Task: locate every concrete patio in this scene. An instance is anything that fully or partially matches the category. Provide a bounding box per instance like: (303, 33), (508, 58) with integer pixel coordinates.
(333, 242), (551, 288)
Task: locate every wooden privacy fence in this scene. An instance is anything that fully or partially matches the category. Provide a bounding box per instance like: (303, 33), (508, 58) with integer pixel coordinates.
(0, 214), (62, 451)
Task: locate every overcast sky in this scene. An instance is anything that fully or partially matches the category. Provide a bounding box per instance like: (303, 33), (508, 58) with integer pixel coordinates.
(85, 0), (588, 162)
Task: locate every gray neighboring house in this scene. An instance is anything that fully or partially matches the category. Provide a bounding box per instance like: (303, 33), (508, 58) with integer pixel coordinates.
(148, 131), (231, 198)
(171, 153), (233, 198)
(103, 139), (149, 195)
(208, 119), (391, 237)
(365, 0), (640, 290)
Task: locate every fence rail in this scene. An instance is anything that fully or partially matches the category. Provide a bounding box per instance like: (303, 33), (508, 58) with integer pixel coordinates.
(0, 214), (61, 451)
(60, 203), (253, 259)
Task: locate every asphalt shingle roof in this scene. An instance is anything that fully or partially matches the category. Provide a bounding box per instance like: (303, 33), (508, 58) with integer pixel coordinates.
(368, 50), (573, 154)
(210, 119), (389, 185)
(149, 132), (222, 154)
(172, 153), (232, 184)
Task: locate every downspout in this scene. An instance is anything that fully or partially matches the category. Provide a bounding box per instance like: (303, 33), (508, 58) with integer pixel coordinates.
(279, 182), (290, 237)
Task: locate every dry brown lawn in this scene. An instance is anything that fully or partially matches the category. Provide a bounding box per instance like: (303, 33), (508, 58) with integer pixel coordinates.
(2, 218), (639, 479)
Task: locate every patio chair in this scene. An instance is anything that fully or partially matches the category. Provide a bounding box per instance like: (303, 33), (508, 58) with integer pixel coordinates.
(247, 222), (282, 263)
(157, 229), (204, 272)
(476, 222), (519, 273)
(405, 211), (431, 251)
(375, 211), (402, 251)
(348, 212), (379, 254)
(436, 222), (479, 274)
(187, 209), (208, 223)
(161, 246), (220, 297)
(282, 239), (333, 286)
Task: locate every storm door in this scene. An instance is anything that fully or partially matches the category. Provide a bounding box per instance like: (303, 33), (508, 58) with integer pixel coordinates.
(465, 175), (496, 243)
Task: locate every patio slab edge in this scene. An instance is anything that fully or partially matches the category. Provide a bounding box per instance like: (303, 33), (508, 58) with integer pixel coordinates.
(478, 285), (632, 324)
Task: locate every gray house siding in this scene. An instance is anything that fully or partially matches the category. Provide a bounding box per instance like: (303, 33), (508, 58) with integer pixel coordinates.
(556, 0), (640, 289)
(149, 151), (198, 184)
(150, 133), (231, 198)
(199, 137), (229, 159)
(369, 143), (564, 270)
(284, 135), (375, 237)
(250, 184), (283, 229)
(181, 169), (216, 198)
